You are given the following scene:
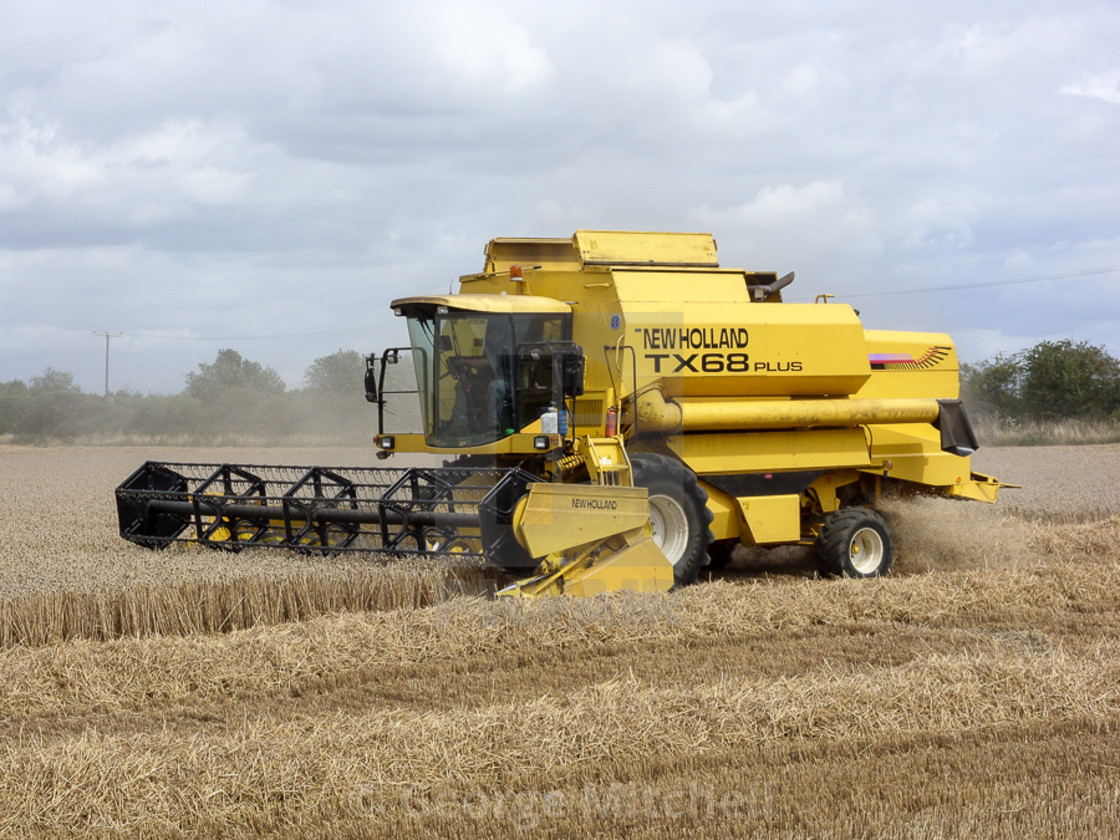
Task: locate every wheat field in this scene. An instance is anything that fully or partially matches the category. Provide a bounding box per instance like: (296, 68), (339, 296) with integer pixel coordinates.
(0, 443), (1118, 838)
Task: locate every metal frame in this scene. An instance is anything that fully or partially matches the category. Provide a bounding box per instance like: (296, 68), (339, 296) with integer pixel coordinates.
(117, 461), (513, 556)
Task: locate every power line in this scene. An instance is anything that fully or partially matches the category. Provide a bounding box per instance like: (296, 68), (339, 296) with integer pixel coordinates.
(120, 326), (371, 341)
(0, 334), (96, 372)
(846, 265), (1120, 298)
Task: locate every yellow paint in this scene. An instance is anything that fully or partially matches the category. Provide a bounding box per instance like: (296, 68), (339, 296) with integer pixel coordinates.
(376, 230), (1013, 596)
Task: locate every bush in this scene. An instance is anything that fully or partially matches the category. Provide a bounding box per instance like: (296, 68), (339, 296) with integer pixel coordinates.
(962, 339), (1120, 423)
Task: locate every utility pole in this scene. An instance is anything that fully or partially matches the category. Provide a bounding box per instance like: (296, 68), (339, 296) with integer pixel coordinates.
(94, 332), (122, 396)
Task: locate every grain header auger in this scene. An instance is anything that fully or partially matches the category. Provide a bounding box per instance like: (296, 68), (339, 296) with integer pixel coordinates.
(117, 230), (1012, 596)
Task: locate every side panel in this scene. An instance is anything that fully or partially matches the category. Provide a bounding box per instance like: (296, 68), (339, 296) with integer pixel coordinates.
(669, 428), (873, 475)
(697, 482), (803, 545)
(615, 276), (872, 397)
(736, 494), (801, 544)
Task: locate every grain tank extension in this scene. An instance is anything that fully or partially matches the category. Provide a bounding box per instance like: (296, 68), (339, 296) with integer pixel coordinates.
(118, 231), (1009, 595)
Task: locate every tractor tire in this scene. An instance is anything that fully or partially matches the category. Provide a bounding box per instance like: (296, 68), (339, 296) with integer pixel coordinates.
(815, 507), (894, 578)
(629, 453), (714, 587)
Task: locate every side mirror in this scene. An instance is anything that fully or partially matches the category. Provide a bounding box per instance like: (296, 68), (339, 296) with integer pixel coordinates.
(364, 354), (378, 403)
(561, 344), (585, 398)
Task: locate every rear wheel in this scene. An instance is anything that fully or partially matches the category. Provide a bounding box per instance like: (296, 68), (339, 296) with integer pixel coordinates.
(629, 453), (714, 587)
(815, 508), (894, 578)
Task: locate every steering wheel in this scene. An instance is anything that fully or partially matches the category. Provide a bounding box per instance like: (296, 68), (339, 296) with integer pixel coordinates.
(448, 356), (493, 390)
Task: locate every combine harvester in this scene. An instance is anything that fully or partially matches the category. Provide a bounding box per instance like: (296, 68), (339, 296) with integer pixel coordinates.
(118, 231), (1008, 596)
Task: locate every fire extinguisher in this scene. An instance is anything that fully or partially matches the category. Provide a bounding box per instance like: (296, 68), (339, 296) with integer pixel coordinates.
(605, 405), (618, 437)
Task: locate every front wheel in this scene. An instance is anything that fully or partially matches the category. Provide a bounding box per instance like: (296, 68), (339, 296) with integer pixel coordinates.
(629, 453), (714, 587)
(815, 508), (894, 578)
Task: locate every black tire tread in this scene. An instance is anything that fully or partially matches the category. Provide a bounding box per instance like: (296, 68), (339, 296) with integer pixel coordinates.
(629, 453), (714, 587)
(815, 507), (893, 579)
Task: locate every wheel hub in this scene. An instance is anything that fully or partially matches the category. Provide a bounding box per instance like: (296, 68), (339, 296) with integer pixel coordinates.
(648, 493), (688, 566)
(849, 527), (884, 574)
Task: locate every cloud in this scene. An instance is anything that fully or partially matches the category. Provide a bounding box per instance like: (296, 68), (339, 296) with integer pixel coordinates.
(1062, 69), (1120, 105)
(694, 181), (881, 271)
(0, 0), (1118, 393)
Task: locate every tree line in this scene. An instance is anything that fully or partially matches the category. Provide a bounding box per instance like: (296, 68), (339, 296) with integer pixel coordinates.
(0, 349), (376, 444)
(961, 339), (1120, 422)
(3, 340), (1116, 443)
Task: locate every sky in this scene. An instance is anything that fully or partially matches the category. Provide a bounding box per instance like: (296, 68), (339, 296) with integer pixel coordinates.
(1, 0), (1118, 394)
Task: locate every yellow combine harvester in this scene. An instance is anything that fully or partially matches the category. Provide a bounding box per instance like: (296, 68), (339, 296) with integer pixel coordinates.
(118, 231), (1008, 596)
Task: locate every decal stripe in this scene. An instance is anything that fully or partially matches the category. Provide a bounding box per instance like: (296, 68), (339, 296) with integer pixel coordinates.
(870, 346), (951, 370)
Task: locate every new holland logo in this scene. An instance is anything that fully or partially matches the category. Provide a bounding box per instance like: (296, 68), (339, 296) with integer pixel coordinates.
(571, 498), (618, 510)
(869, 346), (951, 370)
